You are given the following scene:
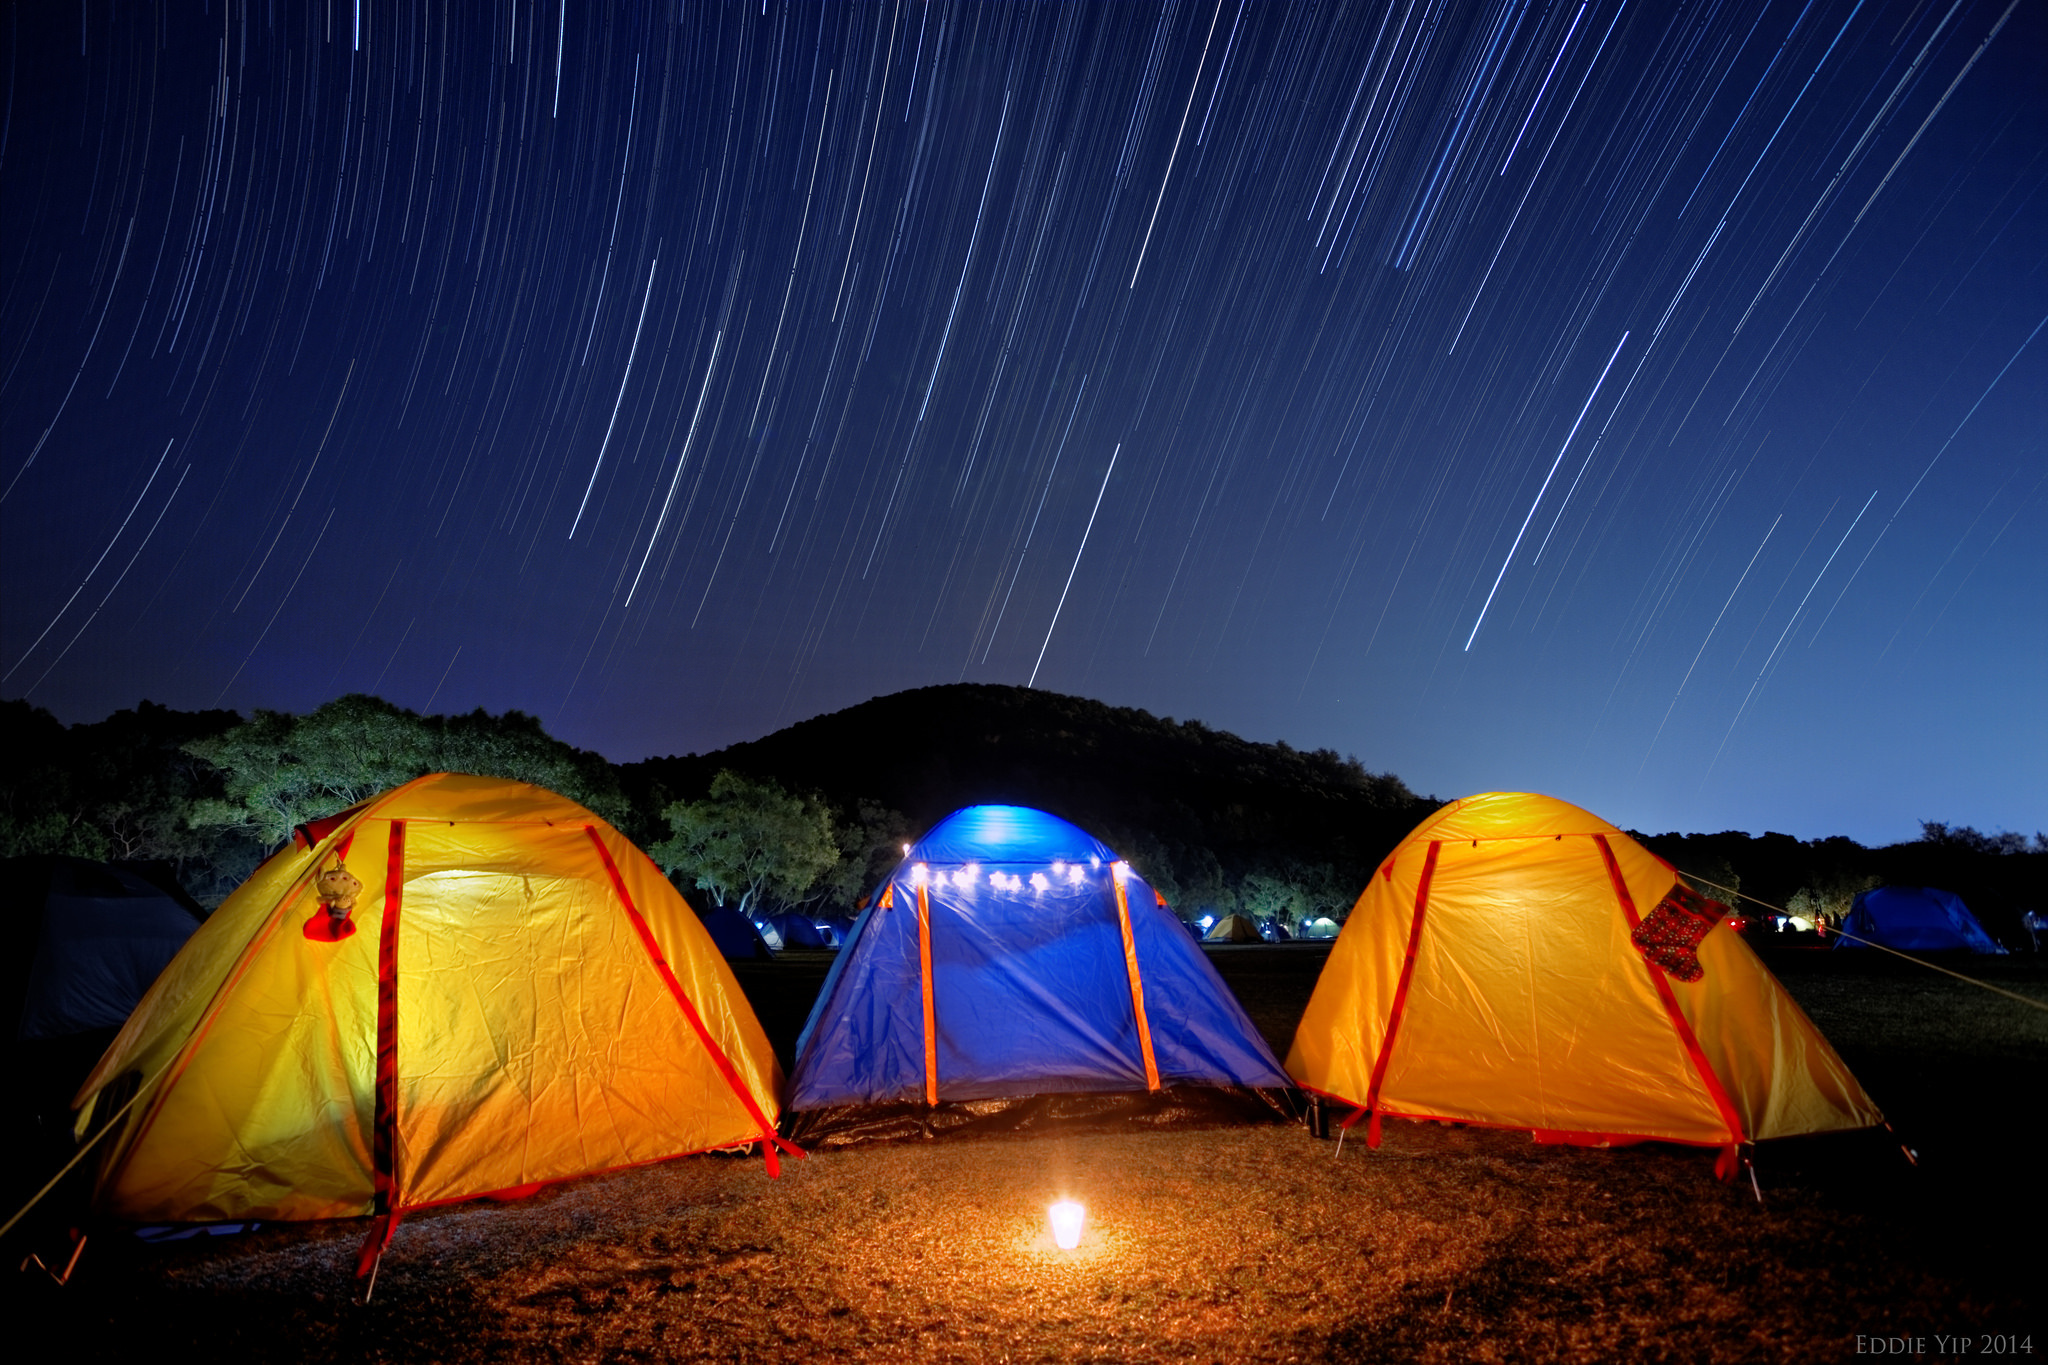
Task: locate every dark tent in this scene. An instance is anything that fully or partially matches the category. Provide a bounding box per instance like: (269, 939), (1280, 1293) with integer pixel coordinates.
(696, 904), (774, 959)
(759, 912), (832, 949)
(3, 857), (202, 1043)
(1834, 886), (2006, 954)
(2, 857), (203, 1201)
(784, 805), (1291, 1144)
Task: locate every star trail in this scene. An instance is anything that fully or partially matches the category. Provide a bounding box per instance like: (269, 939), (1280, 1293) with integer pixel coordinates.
(3, 0), (2041, 843)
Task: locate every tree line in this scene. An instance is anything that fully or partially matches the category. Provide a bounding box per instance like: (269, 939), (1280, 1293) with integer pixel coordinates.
(4, 686), (2040, 944)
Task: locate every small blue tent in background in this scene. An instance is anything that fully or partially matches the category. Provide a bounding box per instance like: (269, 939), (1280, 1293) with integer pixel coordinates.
(759, 911), (832, 950)
(784, 805), (1291, 1143)
(696, 904), (774, 959)
(1835, 886), (2006, 954)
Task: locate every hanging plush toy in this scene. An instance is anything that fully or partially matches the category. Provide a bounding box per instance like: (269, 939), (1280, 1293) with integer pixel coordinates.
(1630, 880), (1727, 982)
(305, 860), (363, 942)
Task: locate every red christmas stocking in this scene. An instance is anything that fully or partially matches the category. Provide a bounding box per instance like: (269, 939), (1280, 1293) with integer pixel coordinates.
(1631, 882), (1727, 982)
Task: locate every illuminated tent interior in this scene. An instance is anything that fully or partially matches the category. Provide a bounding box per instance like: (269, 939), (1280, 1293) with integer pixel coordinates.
(1835, 885), (2006, 954)
(1286, 793), (1883, 1173)
(71, 774), (789, 1266)
(783, 804), (1292, 1144)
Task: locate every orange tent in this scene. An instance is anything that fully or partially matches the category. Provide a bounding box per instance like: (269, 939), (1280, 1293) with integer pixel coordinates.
(1285, 793), (1880, 1168)
(73, 774), (789, 1262)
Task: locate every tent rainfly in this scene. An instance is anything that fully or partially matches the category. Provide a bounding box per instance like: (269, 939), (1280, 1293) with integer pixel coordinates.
(72, 774), (792, 1270)
(1834, 885), (2006, 954)
(784, 805), (1291, 1143)
(1286, 793), (1882, 1174)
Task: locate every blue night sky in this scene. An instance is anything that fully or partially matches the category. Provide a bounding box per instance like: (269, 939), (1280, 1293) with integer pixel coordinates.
(3, 1), (2042, 845)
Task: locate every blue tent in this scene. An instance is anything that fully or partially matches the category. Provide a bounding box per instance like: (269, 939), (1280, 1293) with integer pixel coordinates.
(696, 904), (773, 959)
(759, 911), (832, 949)
(1835, 886), (2005, 954)
(784, 806), (1290, 1143)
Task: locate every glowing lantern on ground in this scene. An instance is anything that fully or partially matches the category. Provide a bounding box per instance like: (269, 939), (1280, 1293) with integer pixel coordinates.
(1049, 1200), (1085, 1250)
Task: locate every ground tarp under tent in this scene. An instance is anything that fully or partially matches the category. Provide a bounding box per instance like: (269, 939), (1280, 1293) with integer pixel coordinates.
(1834, 885), (2006, 954)
(1286, 793), (1882, 1170)
(71, 774), (790, 1268)
(783, 805), (1292, 1144)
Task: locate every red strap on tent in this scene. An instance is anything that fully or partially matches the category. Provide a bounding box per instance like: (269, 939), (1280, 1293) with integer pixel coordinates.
(1111, 873), (1161, 1091)
(293, 802), (370, 851)
(1353, 840), (1440, 1147)
(1594, 835), (1747, 1150)
(916, 880), (939, 1107)
(356, 820), (407, 1278)
(584, 828), (802, 1175)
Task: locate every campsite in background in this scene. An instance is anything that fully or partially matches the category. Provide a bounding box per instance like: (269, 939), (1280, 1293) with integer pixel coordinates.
(6, 686), (2041, 949)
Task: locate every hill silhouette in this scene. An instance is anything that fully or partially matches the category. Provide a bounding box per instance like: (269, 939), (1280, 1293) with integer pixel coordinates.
(622, 684), (1436, 915)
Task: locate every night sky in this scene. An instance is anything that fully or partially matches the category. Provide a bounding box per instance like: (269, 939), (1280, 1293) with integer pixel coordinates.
(3, 1), (2042, 845)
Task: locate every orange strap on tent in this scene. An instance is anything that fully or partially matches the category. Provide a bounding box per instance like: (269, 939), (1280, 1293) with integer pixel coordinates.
(357, 820), (408, 1277)
(1111, 873), (1161, 1091)
(584, 830), (803, 1174)
(1351, 839), (1441, 1146)
(1594, 835), (1747, 1153)
(916, 880), (938, 1106)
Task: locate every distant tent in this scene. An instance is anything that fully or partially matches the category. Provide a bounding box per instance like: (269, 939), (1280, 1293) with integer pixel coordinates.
(698, 904), (774, 959)
(72, 774), (789, 1265)
(785, 805), (1291, 1144)
(1259, 920), (1291, 943)
(814, 914), (857, 947)
(1204, 913), (1263, 943)
(1835, 886), (2005, 954)
(1287, 793), (1881, 1168)
(3, 858), (204, 1186)
(2, 857), (201, 1044)
(1298, 916), (1342, 940)
(760, 912), (831, 949)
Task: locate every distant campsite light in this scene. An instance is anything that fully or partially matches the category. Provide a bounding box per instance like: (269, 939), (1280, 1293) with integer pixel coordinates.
(1030, 871), (1050, 892)
(1049, 1200), (1085, 1250)
(902, 843), (912, 856)
(1067, 863), (1085, 884)
(1111, 861), (1130, 884)
(1051, 860), (1066, 875)
(1200, 915), (1215, 929)
(912, 863), (929, 886)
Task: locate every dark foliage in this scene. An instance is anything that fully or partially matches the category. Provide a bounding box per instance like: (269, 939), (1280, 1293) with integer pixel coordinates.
(622, 683), (1437, 913)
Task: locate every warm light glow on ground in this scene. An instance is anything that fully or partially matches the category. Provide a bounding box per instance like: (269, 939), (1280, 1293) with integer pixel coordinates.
(1049, 1200), (1085, 1250)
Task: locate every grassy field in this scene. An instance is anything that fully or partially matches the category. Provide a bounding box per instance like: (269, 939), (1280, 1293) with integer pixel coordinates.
(5, 943), (2042, 1363)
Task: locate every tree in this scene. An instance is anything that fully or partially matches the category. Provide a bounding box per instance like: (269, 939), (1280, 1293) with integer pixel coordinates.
(185, 693), (629, 849)
(650, 771), (841, 918)
(817, 798), (917, 909)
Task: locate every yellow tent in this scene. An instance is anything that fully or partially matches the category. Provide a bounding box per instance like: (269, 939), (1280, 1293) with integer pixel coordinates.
(73, 774), (789, 1259)
(1285, 793), (1879, 1167)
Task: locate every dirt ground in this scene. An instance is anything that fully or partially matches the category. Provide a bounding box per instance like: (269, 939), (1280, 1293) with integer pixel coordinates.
(6, 944), (2043, 1364)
